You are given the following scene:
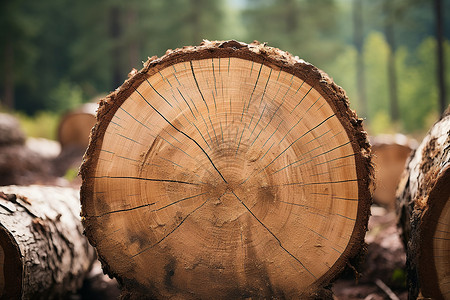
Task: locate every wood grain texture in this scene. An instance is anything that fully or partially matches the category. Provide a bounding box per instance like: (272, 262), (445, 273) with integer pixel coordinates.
(397, 109), (450, 300)
(81, 40), (373, 299)
(0, 186), (96, 299)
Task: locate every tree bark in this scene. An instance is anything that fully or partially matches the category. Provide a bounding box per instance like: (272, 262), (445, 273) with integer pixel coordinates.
(397, 108), (450, 300)
(81, 40), (373, 299)
(0, 185), (96, 299)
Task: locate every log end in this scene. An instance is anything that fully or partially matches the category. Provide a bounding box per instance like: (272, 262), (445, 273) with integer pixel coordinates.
(81, 40), (373, 298)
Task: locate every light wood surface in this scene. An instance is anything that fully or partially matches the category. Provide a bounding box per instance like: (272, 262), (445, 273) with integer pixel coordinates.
(81, 41), (372, 298)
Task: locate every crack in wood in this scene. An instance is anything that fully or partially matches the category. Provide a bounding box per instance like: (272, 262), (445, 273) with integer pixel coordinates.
(152, 192), (208, 212)
(272, 141), (351, 175)
(230, 190), (316, 279)
(241, 114), (336, 185)
(190, 61), (210, 114)
(280, 200), (356, 222)
(89, 202), (156, 218)
(131, 191), (228, 258)
(133, 86), (228, 183)
(91, 176), (203, 185)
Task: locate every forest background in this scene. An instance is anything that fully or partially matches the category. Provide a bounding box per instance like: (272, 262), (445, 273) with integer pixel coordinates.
(0, 0), (448, 139)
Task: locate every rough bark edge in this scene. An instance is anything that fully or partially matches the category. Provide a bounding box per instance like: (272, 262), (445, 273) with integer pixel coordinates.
(80, 40), (374, 296)
(1, 186), (97, 299)
(397, 109), (450, 299)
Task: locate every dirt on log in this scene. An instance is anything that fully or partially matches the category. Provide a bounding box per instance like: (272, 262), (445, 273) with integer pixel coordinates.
(0, 185), (96, 299)
(397, 108), (450, 300)
(81, 40), (374, 299)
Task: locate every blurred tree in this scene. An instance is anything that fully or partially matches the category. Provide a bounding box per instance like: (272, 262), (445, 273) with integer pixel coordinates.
(142, 0), (225, 55)
(434, 0), (447, 114)
(0, 0), (38, 110)
(383, 0), (399, 122)
(353, 0), (367, 119)
(243, 0), (342, 68)
(364, 32), (389, 123)
(0, 0), (448, 137)
(397, 38), (439, 132)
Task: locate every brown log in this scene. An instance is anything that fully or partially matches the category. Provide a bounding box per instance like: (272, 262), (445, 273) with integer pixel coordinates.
(0, 185), (96, 299)
(0, 114), (54, 186)
(371, 134), (415, 210)
(397, 109), (450, 300)
(81, 40), (374, 298)
(57, 103), (97, 149)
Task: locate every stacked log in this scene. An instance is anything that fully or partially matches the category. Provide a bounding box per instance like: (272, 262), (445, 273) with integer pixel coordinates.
(0, 113), (53, 185)
(0, 185), (96, 299)
(397, 108), (450, 299)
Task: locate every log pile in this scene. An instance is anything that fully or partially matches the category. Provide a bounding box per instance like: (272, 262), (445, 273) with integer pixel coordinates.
(397, 108), (450, 299)
(0, 185), (96, 299)
(81, 40), (374, 298)
(0, 113), (54, 185)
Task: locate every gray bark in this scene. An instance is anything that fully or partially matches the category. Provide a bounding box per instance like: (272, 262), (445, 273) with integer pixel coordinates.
(0, 186), (96, 299)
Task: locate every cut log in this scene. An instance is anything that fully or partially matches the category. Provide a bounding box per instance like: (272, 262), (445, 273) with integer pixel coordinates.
(0, 113), (26, 146)
(81, 40), (373, 298)
(0, 114), (54, 186)
(0, 185), (96, 299)
(57, 103), (97, 149)
(371, 134), (415, 210)
(397, 109), (450, 300)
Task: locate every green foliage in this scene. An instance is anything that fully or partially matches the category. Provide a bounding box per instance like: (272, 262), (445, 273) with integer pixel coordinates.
(364, 32), (390, 120)
(391, 268), (407, 288)
(243, 0), (343, 68)
(64, 167), (79, 182)
(325, 45), (358, 110)
(47, 80), (84, 113)
(12, 111), (60, 140)
(397, 38), (439, 132)
(0, 0), (448, 136)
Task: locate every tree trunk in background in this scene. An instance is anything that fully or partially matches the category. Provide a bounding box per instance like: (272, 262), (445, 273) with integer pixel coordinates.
(353, 0), (367, 119)
(0, 186), (96, 299)
(127, 7), (140, 72)
(397, 110), (450, 299)
(110, 6), (123, 88)
(189, 0), (202, 45)
(3, 41), (14, 109)
(384, 0), (399, 122)
(80, 40), (373, 299)
(435, 0), (447, 115)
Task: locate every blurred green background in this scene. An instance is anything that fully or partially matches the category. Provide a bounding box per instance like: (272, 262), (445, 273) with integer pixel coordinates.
(0, 0), (448, 139)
